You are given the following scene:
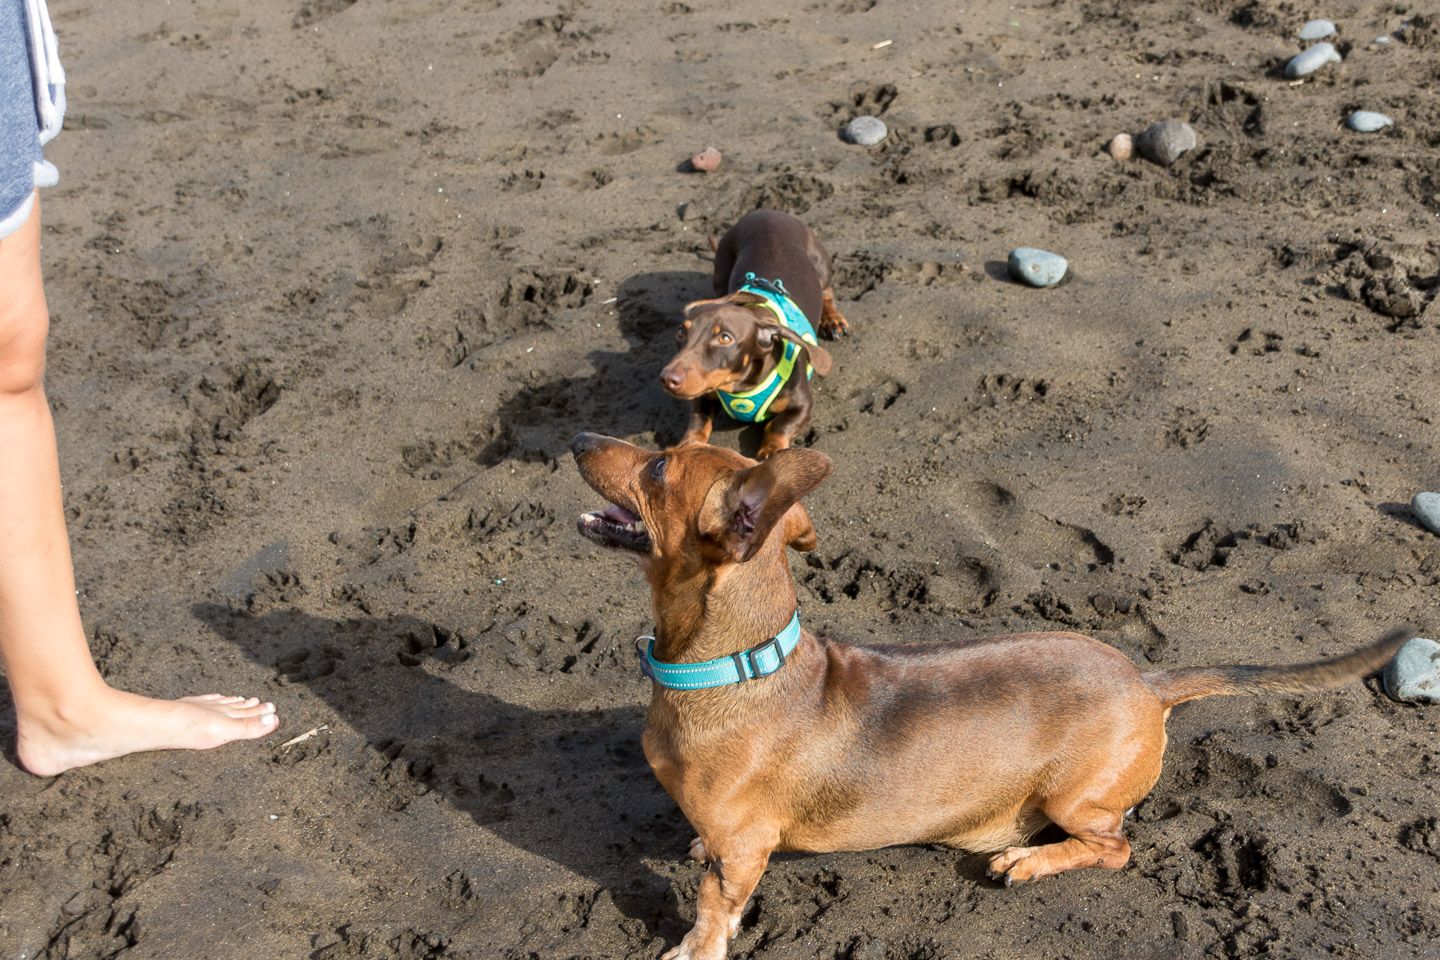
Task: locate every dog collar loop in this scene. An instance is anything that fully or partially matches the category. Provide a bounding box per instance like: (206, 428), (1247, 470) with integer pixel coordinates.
(638, 610), (802, 690)
(714, 275), (819, 424)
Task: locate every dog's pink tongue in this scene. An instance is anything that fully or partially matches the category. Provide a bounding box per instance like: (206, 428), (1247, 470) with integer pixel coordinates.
(602, 504), (639, 525)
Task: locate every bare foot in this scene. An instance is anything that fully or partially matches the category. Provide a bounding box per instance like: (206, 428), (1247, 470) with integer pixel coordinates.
(15, 686), (279, 776)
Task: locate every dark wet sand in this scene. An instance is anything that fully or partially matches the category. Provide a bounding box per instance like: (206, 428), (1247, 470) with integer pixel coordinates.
(3, 1), (1438, 957)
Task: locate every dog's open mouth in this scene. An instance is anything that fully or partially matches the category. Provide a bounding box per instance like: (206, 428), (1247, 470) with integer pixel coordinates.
(578, 503), (651, 554)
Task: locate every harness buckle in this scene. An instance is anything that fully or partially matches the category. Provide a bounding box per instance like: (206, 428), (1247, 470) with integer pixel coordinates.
(742, 273), (789, 300)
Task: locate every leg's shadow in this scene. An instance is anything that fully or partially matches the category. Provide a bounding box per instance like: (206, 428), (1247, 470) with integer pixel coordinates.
(192, 603), (689, 938)
(478, 270), (717, 466)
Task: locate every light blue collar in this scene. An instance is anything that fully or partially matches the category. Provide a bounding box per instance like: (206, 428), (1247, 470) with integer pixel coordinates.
(640, 611), (802, 690)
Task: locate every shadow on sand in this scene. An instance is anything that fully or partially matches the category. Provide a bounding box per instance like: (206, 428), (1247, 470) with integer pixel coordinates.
(475, 269), (773, 464)
(192, 602), (692, 940)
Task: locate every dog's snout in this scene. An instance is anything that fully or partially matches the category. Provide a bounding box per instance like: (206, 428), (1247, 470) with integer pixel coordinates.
(660, 367), (686, 391)
(571, 432), (601, 457)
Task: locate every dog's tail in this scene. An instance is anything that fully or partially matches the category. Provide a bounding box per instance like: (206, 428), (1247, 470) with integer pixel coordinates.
(1142, 627), (1414, 708)
(707, 234), (719, 255)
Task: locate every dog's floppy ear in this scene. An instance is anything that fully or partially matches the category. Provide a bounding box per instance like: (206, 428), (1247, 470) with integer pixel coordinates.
(709, 447), (832, 562)
(755, 325), (833, 376)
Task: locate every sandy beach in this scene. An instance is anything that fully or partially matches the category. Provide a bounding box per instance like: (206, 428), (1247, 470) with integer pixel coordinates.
(1, 1), (1437, 957)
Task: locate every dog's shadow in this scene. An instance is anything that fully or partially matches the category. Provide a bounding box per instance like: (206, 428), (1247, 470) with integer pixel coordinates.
(476, 269), (773, 463)
(193, 603), (691, 939)
(475, 270), (701, 466)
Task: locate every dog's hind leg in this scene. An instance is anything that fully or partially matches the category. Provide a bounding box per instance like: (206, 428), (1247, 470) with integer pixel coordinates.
(986, 810), (1131, 886)
(987, 716), (1163, 886)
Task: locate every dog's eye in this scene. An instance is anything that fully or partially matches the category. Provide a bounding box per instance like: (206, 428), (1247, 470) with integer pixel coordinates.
(717, 332), (733, 345)
(675, 328), (687, 343)
(649, 458), (667, 482)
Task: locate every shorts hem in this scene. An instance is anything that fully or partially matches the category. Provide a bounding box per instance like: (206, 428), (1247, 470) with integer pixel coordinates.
(0, 189), (36, 240)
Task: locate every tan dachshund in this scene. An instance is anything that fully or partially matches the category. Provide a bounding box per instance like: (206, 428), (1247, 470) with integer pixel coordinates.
(570, 432), (1410, 960)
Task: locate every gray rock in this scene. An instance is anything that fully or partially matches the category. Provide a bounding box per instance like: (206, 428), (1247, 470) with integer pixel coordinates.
(1007, 247), (1068, 288)
(1346, 110), (1394, 132)
(843, 116), (887, 146)
(1298, 19), (1336, 41)
(1382, 636), (1440, 703)
(1412, 491), (1440, 535)
(1285, 42), (1341, 78)
(1135, 120), (1197, 166)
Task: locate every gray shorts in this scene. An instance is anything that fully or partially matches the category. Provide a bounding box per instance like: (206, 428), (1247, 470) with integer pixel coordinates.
(1, 0), (61, 240)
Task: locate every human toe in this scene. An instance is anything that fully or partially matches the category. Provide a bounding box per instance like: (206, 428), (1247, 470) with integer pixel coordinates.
(223, 711), (279, 740)
(223, 700), (275, 719)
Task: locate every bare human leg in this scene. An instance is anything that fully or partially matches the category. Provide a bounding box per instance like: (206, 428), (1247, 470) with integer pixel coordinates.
(0, 194), (279, 776)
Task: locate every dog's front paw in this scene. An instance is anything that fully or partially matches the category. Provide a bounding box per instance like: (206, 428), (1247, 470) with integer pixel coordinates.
(818, 313), (849, 339)
(661, 930), (727, 960)
(688, 836), (710, 863)
(754, 440), (789, 460)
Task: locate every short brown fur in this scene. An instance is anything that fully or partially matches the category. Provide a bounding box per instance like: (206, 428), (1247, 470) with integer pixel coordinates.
(570, 433), (1411, 960)
(660, 209), (848, 460)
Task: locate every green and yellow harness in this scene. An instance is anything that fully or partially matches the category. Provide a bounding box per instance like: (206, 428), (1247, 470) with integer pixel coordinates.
(715, 274), (820, 423)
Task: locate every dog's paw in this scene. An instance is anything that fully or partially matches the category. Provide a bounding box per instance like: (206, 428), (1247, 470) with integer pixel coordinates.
(818, 313), (850, 340)
(688, 836), (710, 863)
(661, 931), (726, 960)
(755, 439), (791, 460)
(987, 847), (1040, 887)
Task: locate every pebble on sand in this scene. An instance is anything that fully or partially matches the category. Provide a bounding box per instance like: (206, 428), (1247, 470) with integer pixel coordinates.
(1382, 636), (1440, 703)
(1411, 491), (1440, 535)
(843, 115), (888, 146)
(1346, 110), (1394, 133)
(689, 147), (722, 173)
(1285, 42), (1341, 78)
(1134, 120), (1197, 166)
(1007, 248), (1068, 288)
(1298, 19), (1337, 41)
(1107, 133), (1133, 162)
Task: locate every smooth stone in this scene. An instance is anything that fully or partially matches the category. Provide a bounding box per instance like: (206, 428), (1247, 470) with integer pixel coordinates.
(1285, 42), (1341, 78)
(1007, 247), (1068, 288)
(1346, 110), (1394, 132)
(844, 115), (887, 146)
(1107, 133), (1133, 162)
(1412, 491), (1440, 535)
(1382, 636), (1440, 703)
(1135, 120), (1197, 166)
(689, 146), (722, 172)
(1298, 19), (1336, 41)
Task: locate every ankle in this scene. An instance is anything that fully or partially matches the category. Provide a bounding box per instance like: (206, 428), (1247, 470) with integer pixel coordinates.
(15, 677), (120, 735)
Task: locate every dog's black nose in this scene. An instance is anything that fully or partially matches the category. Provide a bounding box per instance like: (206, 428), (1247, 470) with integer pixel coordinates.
(571, 433), (600, 457)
